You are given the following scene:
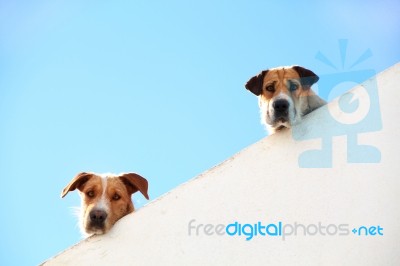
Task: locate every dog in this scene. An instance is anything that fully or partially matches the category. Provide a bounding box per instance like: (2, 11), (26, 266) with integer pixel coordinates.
(245, 66), (326, 133)
(61, 172), (149, 236)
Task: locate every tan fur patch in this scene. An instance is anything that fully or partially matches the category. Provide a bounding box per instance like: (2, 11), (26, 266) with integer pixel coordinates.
(61, 172), (149, 236)
(245, 65), (326, 133)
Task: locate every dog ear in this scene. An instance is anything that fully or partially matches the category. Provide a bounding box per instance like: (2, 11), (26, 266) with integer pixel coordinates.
(245, 70), (268, 96)
(119, 173), (149, 200)
(292, 66), (319, 87)
(61, 172), (93, 198)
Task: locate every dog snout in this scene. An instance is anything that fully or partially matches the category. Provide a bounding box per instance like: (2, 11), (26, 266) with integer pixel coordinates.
(89, 209), (108, 225)
(273, 99), (289, 115)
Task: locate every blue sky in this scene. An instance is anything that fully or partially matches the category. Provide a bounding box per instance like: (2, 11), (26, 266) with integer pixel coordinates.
(0, 0), (399, 265)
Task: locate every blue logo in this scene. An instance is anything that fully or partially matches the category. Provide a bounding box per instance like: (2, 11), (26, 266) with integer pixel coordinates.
(293, 39), (382, 168)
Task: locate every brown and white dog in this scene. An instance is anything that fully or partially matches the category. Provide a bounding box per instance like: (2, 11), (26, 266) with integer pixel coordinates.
(245, 66), (326, 133)
(61, 172), (149, 236)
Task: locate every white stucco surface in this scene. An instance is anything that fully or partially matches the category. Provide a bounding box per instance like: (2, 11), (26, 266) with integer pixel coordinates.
(43, 63), (400, 266)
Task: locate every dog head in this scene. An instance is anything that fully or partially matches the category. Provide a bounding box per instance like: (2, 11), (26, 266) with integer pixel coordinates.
(245, 65), (324, 133)
(61, 172), (149, 236)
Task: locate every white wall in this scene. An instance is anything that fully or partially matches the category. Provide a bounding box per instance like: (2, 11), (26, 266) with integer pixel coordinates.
(42, 63), (400, 266)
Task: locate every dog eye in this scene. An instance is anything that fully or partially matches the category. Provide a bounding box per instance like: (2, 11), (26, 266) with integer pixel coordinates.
(112, 194), (121, 201)
(86, 191), (95, 198)
(289, 82), (299, 91)
(265, 85), (275, 92)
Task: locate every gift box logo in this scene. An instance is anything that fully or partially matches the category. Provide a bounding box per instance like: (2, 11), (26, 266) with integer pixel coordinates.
(293, 40), (382, 168)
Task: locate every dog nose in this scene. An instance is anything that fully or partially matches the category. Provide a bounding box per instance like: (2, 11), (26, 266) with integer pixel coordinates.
(273, 99), (289, 114)
(90, 209), (108, 224)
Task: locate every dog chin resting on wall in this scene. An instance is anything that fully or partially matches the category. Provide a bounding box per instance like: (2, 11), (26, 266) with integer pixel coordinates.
(245, 65), (326, 133)
(61, 172), (149, 236)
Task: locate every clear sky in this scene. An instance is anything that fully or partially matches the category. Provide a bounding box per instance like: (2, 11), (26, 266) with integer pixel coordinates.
(0, 0), (399, 265)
